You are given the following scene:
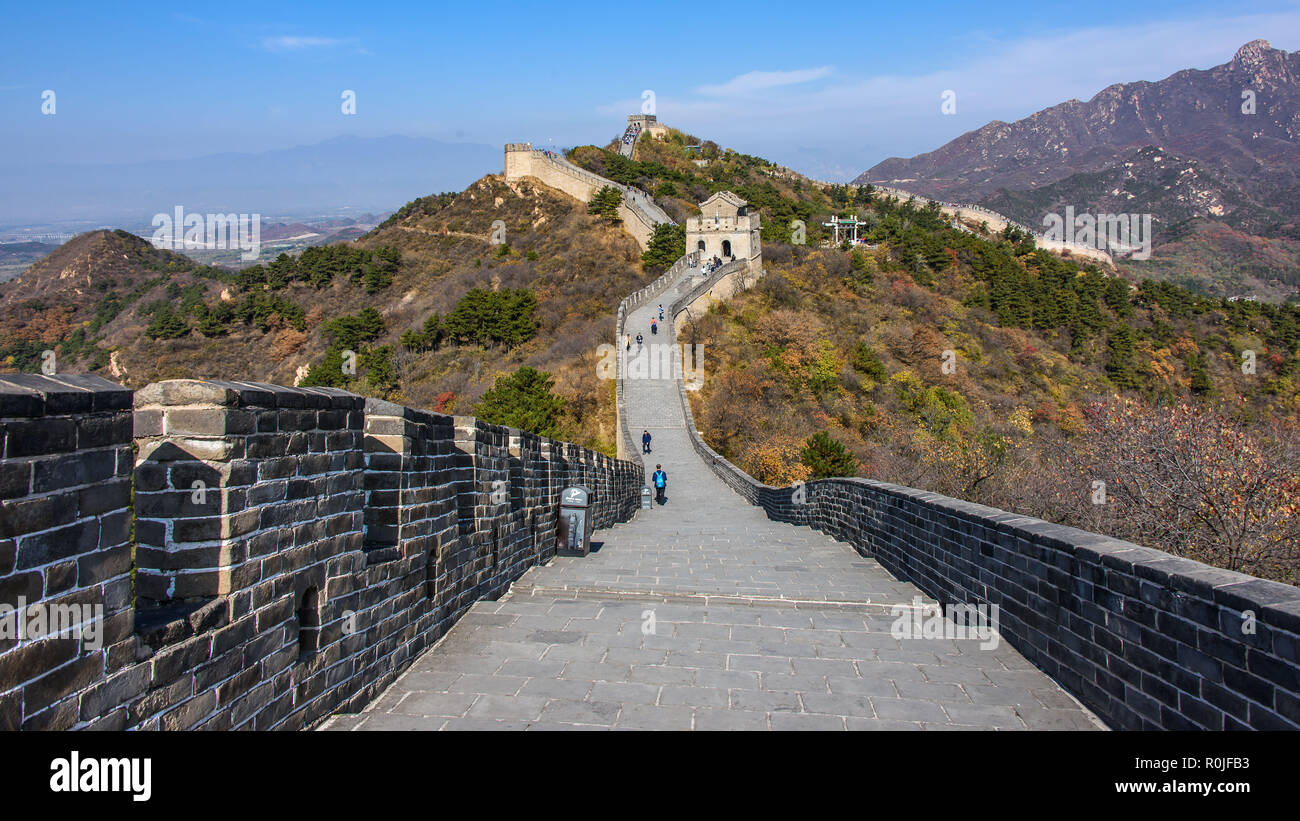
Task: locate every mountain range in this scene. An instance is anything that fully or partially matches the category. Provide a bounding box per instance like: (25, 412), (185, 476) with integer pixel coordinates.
(856, 39), (1300, 299)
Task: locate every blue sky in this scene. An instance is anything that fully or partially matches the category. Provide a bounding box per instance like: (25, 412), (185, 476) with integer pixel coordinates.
(2, 0), (1299, 181)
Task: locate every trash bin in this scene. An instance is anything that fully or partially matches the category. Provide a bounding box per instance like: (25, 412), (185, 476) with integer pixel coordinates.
(557, 486), (594, 556)
(641, 486), (653, 510)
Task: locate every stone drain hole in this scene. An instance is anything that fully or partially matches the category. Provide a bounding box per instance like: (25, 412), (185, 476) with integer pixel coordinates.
(425, 535), (443, 601)
(296, 587), (321, 660)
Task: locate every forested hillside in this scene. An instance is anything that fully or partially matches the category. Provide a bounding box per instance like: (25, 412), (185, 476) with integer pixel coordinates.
(4, 128), (1297, 583)
(688, 193), (1300, 583)
(569, 127), (844, 246)
(0, 176), (654, 454)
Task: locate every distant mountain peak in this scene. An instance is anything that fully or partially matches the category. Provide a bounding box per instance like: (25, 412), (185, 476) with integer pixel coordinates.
(1229, 39), (1296, 87)
(1233, 39), (1274, 66)
(853, 40), (1300, 295)
(858, 40), (1300, 201)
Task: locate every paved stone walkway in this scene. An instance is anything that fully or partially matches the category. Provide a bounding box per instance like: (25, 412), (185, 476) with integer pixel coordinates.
(321, 267), (1104, 731)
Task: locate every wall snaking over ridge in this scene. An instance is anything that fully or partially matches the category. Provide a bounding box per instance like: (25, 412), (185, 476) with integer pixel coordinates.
(504, 144), (672, 249)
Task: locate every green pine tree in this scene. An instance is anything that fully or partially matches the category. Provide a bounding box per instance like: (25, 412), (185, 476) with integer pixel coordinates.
(642, 222), (686, 270)
(1105, 325), (1140, 390)
(144, 305), (190, 339)
(849, 343), (888, 384)
(587, 186), (624, 223)
(799, 432), (859, 480)
(473, 367), (568, 438)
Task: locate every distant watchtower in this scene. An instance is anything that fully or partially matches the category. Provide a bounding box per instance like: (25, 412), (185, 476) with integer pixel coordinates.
(685, 191), (762, 270)
(627, 114), (667, 139)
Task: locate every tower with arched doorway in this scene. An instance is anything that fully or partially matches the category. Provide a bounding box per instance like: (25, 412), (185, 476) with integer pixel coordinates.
(685, 191), (762, 270)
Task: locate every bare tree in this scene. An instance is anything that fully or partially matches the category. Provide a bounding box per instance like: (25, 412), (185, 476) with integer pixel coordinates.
(1060, 399), (1300, 582)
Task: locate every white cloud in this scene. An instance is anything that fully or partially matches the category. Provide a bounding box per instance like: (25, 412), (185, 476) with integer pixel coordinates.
(695, 66), (834, 97)
(260, 36), (348, 52)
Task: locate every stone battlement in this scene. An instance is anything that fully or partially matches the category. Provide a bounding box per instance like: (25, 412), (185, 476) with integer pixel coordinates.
(503, 142), (673, 249)
(0, 375), (641, 730)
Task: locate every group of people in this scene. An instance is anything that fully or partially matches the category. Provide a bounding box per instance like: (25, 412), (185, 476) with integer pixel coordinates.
(626, 304), (666, 350)
(689, 255), (725, 275)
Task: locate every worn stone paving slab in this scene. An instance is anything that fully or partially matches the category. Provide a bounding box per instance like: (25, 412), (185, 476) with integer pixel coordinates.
(321, 594), (1101, 731)
(321, 266), (1104, 732)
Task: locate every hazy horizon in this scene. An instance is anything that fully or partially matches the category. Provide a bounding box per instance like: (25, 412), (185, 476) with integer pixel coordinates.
(3, 0), (1300, 226)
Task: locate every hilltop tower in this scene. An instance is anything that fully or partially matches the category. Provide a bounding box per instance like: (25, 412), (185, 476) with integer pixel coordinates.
(627, 114), (668, 139)
(504, 142), (534, 179)
(686, 191), (762, 270)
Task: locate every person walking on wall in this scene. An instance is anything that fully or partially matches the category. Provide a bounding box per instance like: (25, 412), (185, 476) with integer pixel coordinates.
(636, 332), (643, 349)
(652, 464), (668, 505)
(642, 430), (652, 454)
(650, 318), (657, 335)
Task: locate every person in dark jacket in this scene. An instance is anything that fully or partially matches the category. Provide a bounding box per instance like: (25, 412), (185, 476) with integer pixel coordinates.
(642, 430), (652, 453)
(651, 464), (667, 505)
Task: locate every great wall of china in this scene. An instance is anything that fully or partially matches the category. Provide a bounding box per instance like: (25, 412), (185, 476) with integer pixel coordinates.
(504, 142), (672, 249)
(665, 255), (1300, 731)
(509, 116), (1114, 266)
(0, 117), (1296, 731)
(0, 376), (641, 729)
(864, 184), (1116, 266)
(506, 120), (1299, 730)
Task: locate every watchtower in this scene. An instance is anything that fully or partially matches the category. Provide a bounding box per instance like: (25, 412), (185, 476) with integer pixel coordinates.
(504, 142), (534, 180)
(685, 191), (762, 270)
(627, 114), (668, 139)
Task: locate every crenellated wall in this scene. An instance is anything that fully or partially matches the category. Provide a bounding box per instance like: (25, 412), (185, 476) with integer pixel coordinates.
(824, 180), (1116, 267)
(670, 258), (761, 337)
(503, 144), (672, 249)
(0, 374), (134, 730)
(0, 376), (642, 730)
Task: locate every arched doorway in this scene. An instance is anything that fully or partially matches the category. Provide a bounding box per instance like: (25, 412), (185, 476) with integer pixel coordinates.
(696, 240), (705, 253)
(721, 240), (732, 258)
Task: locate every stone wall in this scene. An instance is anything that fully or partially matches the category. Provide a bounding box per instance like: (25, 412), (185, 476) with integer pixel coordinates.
(0, 375), (134, 730)
(831, 181), (1115, 267)
(669, 354), (1300, 730)
(503, 144), (672, 249)
(0, 376), (641, 730)
(671, 258), (761, 337)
